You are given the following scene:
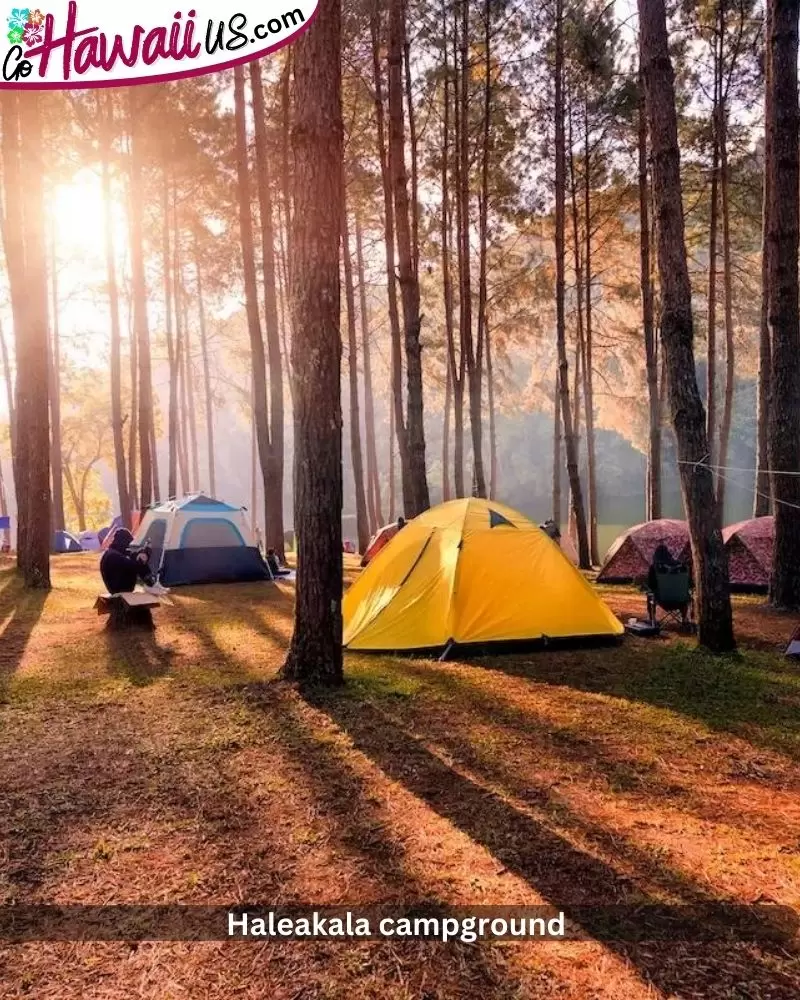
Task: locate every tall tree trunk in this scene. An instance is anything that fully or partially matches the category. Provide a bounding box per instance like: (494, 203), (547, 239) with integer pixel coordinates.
(194, 243), (216, 497)
(582, 102), (599, 566)
(767, 0), (800, 608)
(342, 205), (369, 554)
(402, 2), (420, 278)
(717, 93), (735, 519)
(250, 373), (258, 535)
(101, 92), (131, 524)
(486, 321), (498, 499)
(554, 0), (590, 569)
(639, 0), (735, 651)
(150, 408), (160, 502)
(2, 93), (27, 560)
(442, 360), (452, 502)
(458, 0), (487, 499)
(278, 54), (296, 417)
(275, 211), (296, 413)
(162, 166), (179, 500)
(440, 0), (463, 500)
(234, 65), (273, 542)
(552, 368), (561, 524)
(0, 319), (13, 549)
(128, 92), (154, 510)
(177, 298), (191, 493)
(388, 0), (429, 516)
(475, 0), (493, 502)
(755, 1), (773, 517)
(639, 67), (661, 521)
(127, 289), (139, 511)
(389, 396), (396, 521)
(281, 0), (344, 685)
(706, 30), (721, 476)
(48, 227), (65, 533)
(183, 288), (200, 491)
(568, 104), (585, 545)
(251, 58), (286, 559)
(371, 1), (412, 513)
(0, 319), (15, 469)
(354, 210), (382, 531)
(172, 185), (190, 494)
(15, 92), (51, 587)
(451, 6), (466, 499)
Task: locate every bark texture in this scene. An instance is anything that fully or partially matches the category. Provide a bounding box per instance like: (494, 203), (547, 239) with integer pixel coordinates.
(639, 0), (735, 651)
(282, 0), (344, 685)
(766, 0), (800, 608)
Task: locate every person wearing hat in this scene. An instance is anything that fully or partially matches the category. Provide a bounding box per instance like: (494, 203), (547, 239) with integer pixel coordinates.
(100, 529), (169, 597)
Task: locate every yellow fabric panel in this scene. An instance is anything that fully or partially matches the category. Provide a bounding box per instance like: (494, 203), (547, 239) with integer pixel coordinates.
(453, 521), (623, 643)
(343, 521), (461, 650)
(343, 498), (623, 650)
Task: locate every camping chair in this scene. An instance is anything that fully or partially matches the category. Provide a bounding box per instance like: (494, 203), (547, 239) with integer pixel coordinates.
(645, 565), (695, 633)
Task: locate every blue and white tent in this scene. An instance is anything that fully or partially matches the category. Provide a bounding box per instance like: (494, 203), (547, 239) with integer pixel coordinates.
(133, 494), (271, 587)
(53, 530), (83, 554)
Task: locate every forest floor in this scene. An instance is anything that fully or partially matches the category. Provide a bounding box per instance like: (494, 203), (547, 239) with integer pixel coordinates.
(1, 553), (799, 999)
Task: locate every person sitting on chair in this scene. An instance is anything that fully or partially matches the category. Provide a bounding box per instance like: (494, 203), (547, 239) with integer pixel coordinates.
(647, 543), (690, 627)
(100, 529), (169, 597)
(647, 543), (679, 590)
(266, 548), (290, 578)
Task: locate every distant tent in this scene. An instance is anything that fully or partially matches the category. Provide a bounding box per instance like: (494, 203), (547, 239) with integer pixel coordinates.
(723, 516), (773, 591)
(79, 530), (102, 551)
(53, 530), (83, 554)
(344, 498), (623, 652)
(99, 515), (124, 548)
(597, 519), (692, 584)
(132, 494), (270, 587)
(360, 522), (402, 567)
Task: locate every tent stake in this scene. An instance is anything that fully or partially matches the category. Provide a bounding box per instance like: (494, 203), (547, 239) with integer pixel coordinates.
(439, 640), (455, 662)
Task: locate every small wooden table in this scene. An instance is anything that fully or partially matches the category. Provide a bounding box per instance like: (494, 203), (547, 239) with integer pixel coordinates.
(94, 591), (161, 630)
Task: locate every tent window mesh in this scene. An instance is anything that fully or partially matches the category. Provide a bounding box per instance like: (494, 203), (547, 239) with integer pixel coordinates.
(182, 520), (243, 549)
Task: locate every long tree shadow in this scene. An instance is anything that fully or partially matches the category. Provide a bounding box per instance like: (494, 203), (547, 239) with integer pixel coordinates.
(237, 683), (542, 999)
(469, 641), (800, 761)
(306, 691), (799, 1000)
(0, 576), (48, 701)
(374, 655), (796, 838)
(103, 627), (177, 687)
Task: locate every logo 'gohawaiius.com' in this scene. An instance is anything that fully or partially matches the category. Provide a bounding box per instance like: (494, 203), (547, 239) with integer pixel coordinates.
(1, 1), (317, 88)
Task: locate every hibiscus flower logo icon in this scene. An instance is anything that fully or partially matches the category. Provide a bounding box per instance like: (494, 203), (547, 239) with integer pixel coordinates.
(7, 7), (29, 31)
(6, 7), (28, 43)
(27, 7), (43, 24)
(22, 16), (42, 44)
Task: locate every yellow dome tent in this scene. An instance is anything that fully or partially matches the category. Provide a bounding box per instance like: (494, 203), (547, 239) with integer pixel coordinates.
(343, 498), (623, 652)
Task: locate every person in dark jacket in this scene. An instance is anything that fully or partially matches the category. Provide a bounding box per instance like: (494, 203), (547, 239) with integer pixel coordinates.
(647, 543), (679, 592)
(100, 529), (168, 596)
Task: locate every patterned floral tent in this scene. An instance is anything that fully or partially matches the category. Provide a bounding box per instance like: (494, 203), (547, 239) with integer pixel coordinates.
(598, 519), (691, 584)
(723, 516), (773, 591)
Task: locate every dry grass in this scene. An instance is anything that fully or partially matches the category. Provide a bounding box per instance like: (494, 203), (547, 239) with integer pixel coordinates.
(0, 553), (799, 998)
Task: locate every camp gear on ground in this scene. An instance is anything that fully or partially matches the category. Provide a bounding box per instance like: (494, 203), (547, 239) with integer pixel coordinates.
(344, 497), (623, 652)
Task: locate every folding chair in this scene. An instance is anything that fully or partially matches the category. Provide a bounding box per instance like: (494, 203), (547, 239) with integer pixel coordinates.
(645, 566), (696, 633)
